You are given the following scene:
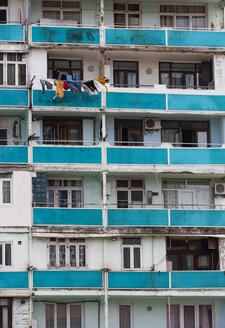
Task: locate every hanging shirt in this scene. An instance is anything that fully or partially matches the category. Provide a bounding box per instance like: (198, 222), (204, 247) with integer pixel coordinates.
(82, 80), (98, 95)
(54, 80), (64, 98)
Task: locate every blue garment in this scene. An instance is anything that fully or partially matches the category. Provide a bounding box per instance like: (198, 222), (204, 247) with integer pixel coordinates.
(40, 79), (53, 94)
(65, 80), (82, 94)
(66, 74), (72, 81)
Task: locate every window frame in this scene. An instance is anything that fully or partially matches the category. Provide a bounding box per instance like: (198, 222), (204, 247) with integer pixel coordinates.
(159, 3), (208, 29)
(0, 53), (27, 87)
(42, 0), (82, 23)
(46, 178), (83, 208)
(48, 238), (87, 269)
(114, 2), (142, 27)
(0, 0), (8, 24)
(113, 60), (139, 88)
(0, 242), (12, 267)
(0, 298), (12, 328)
(122, 238), (142, 270)
(116, 178), (144, 208)
(45, 302), (84, 328)
(166, 303), (213, 328)
(0, 175), (12, 205)
(115, 119), (143, 146)
(118, 303), (133, 328)
(48, 58), (83, 81)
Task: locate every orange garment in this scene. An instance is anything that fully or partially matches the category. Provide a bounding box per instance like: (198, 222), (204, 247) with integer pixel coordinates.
(55, 80), (64, 98)
(97, 77), (108, 92)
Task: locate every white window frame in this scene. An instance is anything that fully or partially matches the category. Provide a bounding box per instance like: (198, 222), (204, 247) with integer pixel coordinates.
(42, 0), (82, 23)
(118, 303), (133, 328)
(0, 0), (8, 24)
(121, 238), (142, 270)
(116, 178), (144, 208)
(45, 302), (84, 328)
(114, 2), (142, 27)
(166, 303), (213, 328)
(0, 175), (12, 205)
(159, 4), (208, 29)
(47, 178), (83, 208)
(48, 238), (87, 269)
(0, 242), (12, 267)
(0, 53), (27, 87)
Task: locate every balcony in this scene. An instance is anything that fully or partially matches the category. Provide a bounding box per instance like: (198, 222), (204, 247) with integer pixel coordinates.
(31, 25), (100, 45)
(0, 146), (28, 164)
(171, 209), (225, 226)
(0, 89), (29, 107)
(33, 146), (102, 164)
(32, 90), (101, 108)
(33, 271), (103, 288)
(0, 272), (28, 289)
(33, 208), (103, 225)
(0, 24), (25, 42)
(108, 271), (225, 289)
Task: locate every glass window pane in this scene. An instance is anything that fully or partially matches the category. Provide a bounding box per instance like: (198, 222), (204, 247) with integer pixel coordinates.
(43, 1), (61, 7)
(119, 305), (131, 328)
(134, 247), (140, 268)
(176, 16), (190, 27)
(128, 4), (139, 11)
(117, 180), (128, 188)
(114, 3), (125, 11)
(45, 304), (54, 328)
(47, 190), (54, 207)
(181, 254), (194, 270)
(0, 0), (8, 6)
(59, 245), (66, 267)
(58, 190), (68, 208)
(49, 245), (56, 267)
(131, 190), (143, 202)
(117, 190), (128, 208)
(7, 54), (16, 61)
(18, 64), (26, 85)
(123, 247), (130, 268)
(62, 1), (80, 8)
(166, 304), (180, 328)
(70, 245), (76, 267)
(72, 190), (81, 208)
(192, 16), (206, 28)
(2, 181), (10, 203)
(0, 129), (7, 145)
(5, 244), (11, 266)
(70, 305), (81, 328)
(123, 238), (141, 245)
(199, 305), (212, 328)
(0, 9), (6, 23)
(0, 245), (2, 265)
(160, 15), (173, 27)
(184, 306), (195, 328)
(79, 245), (85, 267)
(57, 304), (66, 328)
(0, 63), (3, 85)
(167, 254), (178, 270)
(43, 10), (60, 19)
(160, 73), (170, 86)
(63, 11), (80, 21)
(128, 14), (140, 26)
(114, 61), (138, 70)
(7, 64), (15, 85)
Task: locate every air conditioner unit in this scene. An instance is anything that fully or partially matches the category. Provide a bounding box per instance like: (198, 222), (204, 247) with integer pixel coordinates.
(215, 183), (225, 195)
(144, 118), (161, 130)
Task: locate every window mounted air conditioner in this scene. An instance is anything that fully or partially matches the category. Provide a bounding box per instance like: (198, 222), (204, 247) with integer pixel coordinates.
(144, 118), (161, 130)
(215, 183), (225, 195)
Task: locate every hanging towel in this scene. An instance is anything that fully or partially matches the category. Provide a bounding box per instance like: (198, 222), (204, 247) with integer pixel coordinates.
(40, 79), (54, 94)
(96, 77), (108, 92)
(54, 80), (64, 98)
(82, 80), (98, 95)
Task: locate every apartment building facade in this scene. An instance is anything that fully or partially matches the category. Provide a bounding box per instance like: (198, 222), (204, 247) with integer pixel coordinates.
(1, 0), (225, 327)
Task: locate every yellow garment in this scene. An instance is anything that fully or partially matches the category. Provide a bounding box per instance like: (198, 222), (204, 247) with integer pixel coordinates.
(97, 77), (108, 92)
(55, 80), (64, 98)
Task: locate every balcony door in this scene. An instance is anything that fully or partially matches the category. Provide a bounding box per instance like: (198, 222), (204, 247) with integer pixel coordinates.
(115, 119), (143, 146)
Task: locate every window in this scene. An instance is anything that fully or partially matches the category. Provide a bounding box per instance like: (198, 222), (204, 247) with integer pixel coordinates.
(114, 61), (138, 88)
(159, 62), (213, 89)
(42, 0), (81, 23)
(0, 242), (11, 266)
(160, 4), (207, 29)
(49, 238), (86, 268)
(0, 53), (26, 86)
(43, 118), (82, 145)
(0, 0), (8, 24)
(122, 238), (141, 269)
(163, 180), (211, 209)
(45, 303), (82, 328)
(114, 2), (141, 27)
(117, 179), (144, 208)
(161, 121), (209, 147)
(48, 59), (83, 80)
(119, 304), (132, 328)
(115, 119), (143, 146)
(0, 174), (11, 205)
(167, 237), (218, 271)
(0, 299), (12, 327)
(47, 179), (83, 208)
(166, 304), (212, 328)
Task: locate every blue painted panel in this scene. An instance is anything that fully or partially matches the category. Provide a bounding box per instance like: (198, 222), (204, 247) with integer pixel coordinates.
(171, 271), (225, 288)
(0, 272), (28, 289)
(33, 90), (101, 108)
(170, 149), (225, 165)
(168, 30), (225, 48)
(0, 147), (28, 163)
(108, 209), (168, 226)
(108, 272), (169, 289)
(33, 271), (103, 288)
(106, 92), (166, 110)
(107, 148), (168, 164)
(33, 208), (102, 225)
(168, 95), (225, 112)
(171, 210), (225, 227)
(33, 147), (102, 164)
(0, 90), (29, 107)
(0, 25), (24, 42)
(106, 29), (166, 45)
(32, 26), (100, 44)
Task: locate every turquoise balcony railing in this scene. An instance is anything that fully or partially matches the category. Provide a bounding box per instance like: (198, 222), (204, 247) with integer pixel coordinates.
(0, 146), (28, 164)
(33, 208), (103, 226)
(0, 25), (24, 42)
(31, 26), (100, 44)
(171, 210), (225, 227)
(0, 272), (28, 289)
(33, 146), (102, 164)
(170, 148), (225, 165)
(0, 89), (29, 107)
(33, 271), (103, 288)
(171, 271), (225, 288)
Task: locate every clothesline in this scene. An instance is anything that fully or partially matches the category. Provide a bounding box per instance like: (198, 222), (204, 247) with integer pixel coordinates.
(33, 75), (108, 99)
